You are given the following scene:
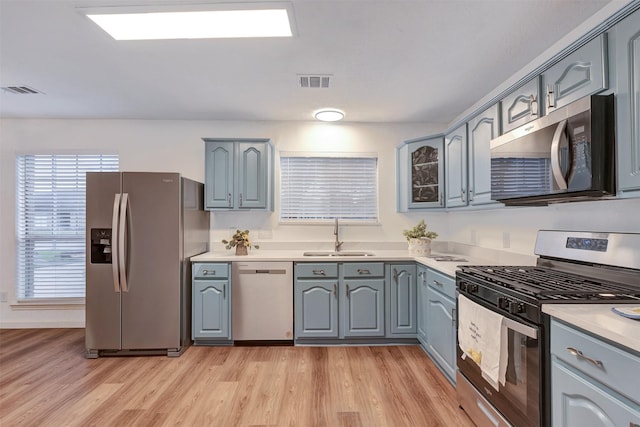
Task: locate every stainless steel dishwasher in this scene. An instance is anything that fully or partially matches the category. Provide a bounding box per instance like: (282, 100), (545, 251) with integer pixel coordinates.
(231, 262), (293, 342)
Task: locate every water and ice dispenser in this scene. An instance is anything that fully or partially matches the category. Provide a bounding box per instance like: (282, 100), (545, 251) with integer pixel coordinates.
(90, 228), (112, 264)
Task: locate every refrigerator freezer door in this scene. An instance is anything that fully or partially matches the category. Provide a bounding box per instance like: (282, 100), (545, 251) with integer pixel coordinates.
(86, 172), (122, 351)
(120, 172), (182, 350)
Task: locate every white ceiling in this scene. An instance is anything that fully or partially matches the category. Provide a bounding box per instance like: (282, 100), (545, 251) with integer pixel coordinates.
(0, 0), (619, 123)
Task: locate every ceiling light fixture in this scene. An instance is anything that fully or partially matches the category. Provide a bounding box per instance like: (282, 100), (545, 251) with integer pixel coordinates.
(86, 9), (292, 40)
(315, 109), (344, 122)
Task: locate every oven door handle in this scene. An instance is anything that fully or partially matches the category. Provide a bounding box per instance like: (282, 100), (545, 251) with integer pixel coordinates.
(503, 316), (538, 339)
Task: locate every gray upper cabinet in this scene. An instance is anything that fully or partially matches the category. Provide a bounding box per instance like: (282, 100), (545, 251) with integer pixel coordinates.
(543, 34), (608, 114)
(500, 76), (541, 133)
(396, 135), (445, 211)
(612, 8), (640, 194)
(203, 139), (273, 210)
(445, 124), (468, 208)
(467, 103), (500, 205)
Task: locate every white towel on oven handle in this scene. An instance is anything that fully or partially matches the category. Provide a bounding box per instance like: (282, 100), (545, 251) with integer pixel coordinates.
(457, 294), (505, 391)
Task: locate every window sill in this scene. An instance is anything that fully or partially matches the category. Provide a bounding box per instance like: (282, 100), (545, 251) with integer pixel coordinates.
(11, 298), (85, 310)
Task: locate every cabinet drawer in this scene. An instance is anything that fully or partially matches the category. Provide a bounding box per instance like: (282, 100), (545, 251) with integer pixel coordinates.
(193, 263), (229, 279)
(343, 262), (385, 278)
(426, 269), (456, 299)
(295, 263), (338, 279)
(551, 319), (640, 404)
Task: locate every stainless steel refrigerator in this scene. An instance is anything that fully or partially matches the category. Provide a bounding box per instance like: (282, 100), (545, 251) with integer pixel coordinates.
(85, 172), (209, 358)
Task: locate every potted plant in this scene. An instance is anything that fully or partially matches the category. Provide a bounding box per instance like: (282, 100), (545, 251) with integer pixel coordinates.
(222, 229), (259, 256)
(403, 220), (438, 255)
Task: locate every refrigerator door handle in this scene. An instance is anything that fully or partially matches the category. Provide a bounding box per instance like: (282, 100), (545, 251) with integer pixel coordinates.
(111, 193), (122, 292)
(119, 193), (130, 293)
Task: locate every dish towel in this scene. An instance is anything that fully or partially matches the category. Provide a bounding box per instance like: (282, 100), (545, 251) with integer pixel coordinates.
(458, 294), (505, 390)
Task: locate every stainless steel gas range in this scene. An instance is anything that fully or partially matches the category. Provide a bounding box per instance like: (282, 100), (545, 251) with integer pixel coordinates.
(455, 230), (640, 427)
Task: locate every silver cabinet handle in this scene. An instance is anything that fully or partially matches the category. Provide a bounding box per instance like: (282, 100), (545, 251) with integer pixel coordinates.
(357, 269), (370, 275)
(566, 347), (604, 369)
(529, 94), (538, 117)
(469, 188), (474, 202)
(439, 192), (443, 206)
(452, 308), (456, 326)
(227, 193), (232, 207)
(333, 283), (337, 297)
(346, 283), (350, 297)
(461, 188), (465, 203)
(239, 193), (243, 207)
(223, 284), (226, 299)
(202, 269), (216, 276)
(433, 280), (444, 287)
(392, 268), (399, 284)
(312, 269), (325, 276)
(546, 84), (555, 109)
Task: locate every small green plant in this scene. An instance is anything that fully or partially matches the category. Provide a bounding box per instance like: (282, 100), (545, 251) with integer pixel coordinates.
(402, 220), (438, 241)
(222, 229), (259, 250)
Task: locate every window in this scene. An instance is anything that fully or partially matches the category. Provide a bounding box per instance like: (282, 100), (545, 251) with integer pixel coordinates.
(15, 154), (119, 301)
(280, 155), (378, 222)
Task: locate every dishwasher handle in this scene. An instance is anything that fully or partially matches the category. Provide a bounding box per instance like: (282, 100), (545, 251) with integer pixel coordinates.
(239, 269), (288, 274)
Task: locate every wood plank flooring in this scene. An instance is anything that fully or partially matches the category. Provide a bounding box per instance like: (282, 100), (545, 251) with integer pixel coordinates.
(0, 329), (473, 427)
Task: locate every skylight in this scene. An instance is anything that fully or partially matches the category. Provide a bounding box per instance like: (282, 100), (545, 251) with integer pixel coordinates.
(87, 9), (293, 40)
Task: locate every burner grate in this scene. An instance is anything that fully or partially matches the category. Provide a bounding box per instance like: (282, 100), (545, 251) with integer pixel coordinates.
(459, 265), (640, 302)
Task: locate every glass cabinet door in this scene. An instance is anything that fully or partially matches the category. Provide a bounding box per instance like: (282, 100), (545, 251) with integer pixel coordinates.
(409, 136), (444, 208)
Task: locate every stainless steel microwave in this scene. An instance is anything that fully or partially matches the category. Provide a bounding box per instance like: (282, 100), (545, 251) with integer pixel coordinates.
(490, 94), (615, 206)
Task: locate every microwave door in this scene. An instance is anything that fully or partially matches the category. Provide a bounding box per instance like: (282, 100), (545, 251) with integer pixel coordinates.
(551, 119), (570, 191)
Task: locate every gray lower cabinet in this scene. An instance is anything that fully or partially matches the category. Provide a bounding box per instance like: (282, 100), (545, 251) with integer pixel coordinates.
(550, 319), (640, 426)
(192, 263), (231, 343)
(542, 34), (608, 114)
(612, 7), (640, 194)
(294, 262), (385, 340)
(424, 268), (457, 385)
(416, 265), (429, 344)
(387, 264), (417, 336)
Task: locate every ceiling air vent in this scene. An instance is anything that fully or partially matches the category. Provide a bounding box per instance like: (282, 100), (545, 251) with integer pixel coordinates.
(1, 85), (43, 94)
(299, 75), (331, 88)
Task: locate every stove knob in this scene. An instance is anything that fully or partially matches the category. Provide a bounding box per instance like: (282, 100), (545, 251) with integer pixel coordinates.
(468, 284), (479, 293)
(498, 297), (509, 310)
(459, 282), (468, 292)
(508, 301), (524, 314)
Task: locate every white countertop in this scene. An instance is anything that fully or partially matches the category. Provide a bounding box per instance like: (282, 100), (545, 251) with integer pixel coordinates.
(543, 304), (640, 353)
(190, 248), (533, 277)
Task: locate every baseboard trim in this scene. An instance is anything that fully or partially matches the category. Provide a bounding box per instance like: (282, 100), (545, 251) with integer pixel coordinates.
(0, 322), (84, 329)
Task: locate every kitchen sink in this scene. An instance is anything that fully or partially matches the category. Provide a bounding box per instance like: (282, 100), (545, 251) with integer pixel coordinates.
(302, 251), (375, 257)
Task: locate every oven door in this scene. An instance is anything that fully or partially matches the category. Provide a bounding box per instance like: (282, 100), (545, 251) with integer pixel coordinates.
(457, 295), (542, 427)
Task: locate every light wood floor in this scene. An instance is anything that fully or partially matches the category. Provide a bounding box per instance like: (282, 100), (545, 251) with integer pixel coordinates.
(0, 329), (473, 427)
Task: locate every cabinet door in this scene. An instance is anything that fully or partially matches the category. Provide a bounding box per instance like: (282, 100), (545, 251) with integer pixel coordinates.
(237, 142), (268, 209)
(500, 76), (541, 133)
(295, 280), (338, 338)
(543, 34), (608, 113)
(389, 264), (417, 335)
(204, 141), (234, 209)
(407, 136), (445, 209)
(193, 279), (230, 339)
(468, 104), (500, 205)
(445, 124), (468, 208)
(416, 266), (428, 344)
(425, 286), (456, 382)
(552, 361), (640, 427)
(614, 8), (640, 193)
(343, 279), (385, 337)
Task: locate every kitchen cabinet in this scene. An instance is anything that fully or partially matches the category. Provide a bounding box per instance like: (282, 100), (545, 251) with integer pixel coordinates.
(192, 263), (231, 343)
(550, 319), (640, 426)
(445, 124), (468, 208)
(612, 8), (640, 195)
(387, 264), (417, 336)
(424, 269), (457, 385)
(396, 135), (445, 211)
(542, 34), (608, 114)
(467, 103), (500, 206)
(417, 265), (429, 345)
(203, 138), (273, 210)
(294, 262), (385, 340)
(500, 76), (541, 133)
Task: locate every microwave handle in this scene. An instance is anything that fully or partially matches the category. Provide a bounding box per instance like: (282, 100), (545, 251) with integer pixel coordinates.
(551, 119), (569, 190)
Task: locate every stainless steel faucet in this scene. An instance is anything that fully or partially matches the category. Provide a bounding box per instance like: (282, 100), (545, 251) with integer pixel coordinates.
(334, 218), (343, 252)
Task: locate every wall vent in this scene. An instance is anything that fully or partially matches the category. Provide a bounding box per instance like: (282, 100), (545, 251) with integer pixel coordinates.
(1, 85), (43, 94)
(299, 75), (331, 88)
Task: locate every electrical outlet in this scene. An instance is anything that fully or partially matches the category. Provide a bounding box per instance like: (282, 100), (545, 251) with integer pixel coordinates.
(502, 231), (511, 249)
(0, 292), (8, 303)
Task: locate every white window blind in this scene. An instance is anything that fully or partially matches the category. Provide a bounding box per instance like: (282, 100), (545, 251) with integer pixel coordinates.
(16, 154), (119, 300)
(280, 156), (378, 221)
(491, 157), (551, 199)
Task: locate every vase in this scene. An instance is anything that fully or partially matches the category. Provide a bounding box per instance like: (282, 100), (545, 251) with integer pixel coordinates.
(408, 238), (431, 256)
(235, 245), (248, 256)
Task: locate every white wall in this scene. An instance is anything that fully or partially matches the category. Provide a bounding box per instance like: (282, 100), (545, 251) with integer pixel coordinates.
(0, 118), (446, 327)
